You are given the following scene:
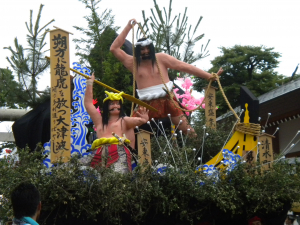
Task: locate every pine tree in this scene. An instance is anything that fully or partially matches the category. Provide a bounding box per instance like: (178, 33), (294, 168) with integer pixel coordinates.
(73, 0), (133, 114)
(73, 0), (115, 70)
(4, 4), (54, 108)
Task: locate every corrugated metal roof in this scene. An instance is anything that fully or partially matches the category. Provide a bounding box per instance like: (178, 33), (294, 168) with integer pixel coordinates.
(258, 77), (300, 103)
(216, 106), (240, 121)
(216, 77), (300, 121)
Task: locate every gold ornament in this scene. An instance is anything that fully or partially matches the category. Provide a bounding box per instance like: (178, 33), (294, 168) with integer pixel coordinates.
(92, 137), (130, 150)
(103, 91), (124, 103)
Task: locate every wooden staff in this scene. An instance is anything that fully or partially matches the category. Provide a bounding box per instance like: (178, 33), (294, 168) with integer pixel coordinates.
(70, 68), (157, 112)
(45, 56), (157, 112)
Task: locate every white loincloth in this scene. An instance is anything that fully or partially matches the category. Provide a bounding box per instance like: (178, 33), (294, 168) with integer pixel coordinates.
(136, 81), (173, 101)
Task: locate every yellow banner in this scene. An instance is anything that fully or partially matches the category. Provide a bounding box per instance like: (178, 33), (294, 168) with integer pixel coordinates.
(137, 129), (152, 167)
(204, 86), (217, 129)
(259, 134), (274, 171)
(49, 28), (71, 163)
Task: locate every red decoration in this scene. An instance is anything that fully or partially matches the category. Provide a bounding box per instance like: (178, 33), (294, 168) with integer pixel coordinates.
(93, 99), (98, 105)
(248, 216), (262, 225)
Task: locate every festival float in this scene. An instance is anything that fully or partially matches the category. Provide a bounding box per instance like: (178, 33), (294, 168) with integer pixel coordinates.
(1, 26), (299, 225)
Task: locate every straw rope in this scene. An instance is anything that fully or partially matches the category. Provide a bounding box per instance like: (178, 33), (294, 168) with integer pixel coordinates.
(235, 123), (261, 136)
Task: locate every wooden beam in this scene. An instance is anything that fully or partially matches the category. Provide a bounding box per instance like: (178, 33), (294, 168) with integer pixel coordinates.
(0, 109), (28, 121)
(0, 132), (15, 142)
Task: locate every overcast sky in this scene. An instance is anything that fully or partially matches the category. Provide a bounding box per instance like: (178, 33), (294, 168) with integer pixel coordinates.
(0, 0), (300, 132)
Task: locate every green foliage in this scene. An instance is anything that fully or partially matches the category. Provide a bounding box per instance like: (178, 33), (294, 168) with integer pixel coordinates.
(73, 0), (116, 67)
(0, 68), (24, 108)
(4, 4), (54, 108)
(139, 0), (210, 80)
(73, 0), (133, 114)
(191, 111), (233, 163)
(193, 45), (289, 116)
(1, 116), (298, 224)
(1, 144), (299, 224)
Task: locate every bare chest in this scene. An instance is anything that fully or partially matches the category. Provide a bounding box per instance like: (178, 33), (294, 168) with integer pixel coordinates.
(136, 65), (158, 78)
(136, 63), (169, 89)
(96, 120), (124, 138)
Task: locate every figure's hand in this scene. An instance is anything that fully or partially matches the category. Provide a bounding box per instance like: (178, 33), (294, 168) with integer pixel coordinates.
(86, 73), (95, 86)
(136, 106), (149, 123)
(217, 67), (224, 76)
(90, 73), (95, 82)
(128, 19), (137, 27)
(209, 67), (224, 81)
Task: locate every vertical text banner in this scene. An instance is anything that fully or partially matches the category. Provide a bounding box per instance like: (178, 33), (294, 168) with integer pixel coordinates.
(204, 86), (217, 129)
(50, 28), (72, 163)
(259, 133), (274, 171)
(137, 129), (152, 167)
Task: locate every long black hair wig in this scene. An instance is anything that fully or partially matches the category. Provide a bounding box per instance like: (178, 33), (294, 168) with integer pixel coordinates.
(135, 38), (156, 67)
(102, 100), (125, 129)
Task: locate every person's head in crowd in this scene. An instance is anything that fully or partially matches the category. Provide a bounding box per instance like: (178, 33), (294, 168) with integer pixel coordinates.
(285, 216), (295, 225)
(11, 182), (41, 221)
(248, 216), (262, 225)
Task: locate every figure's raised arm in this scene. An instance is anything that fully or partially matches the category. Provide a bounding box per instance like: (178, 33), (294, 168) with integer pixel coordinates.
(124, 106), (149, 129)
(157, 53), (213, 80)
(84, 73), (102, 128)
(110, 19), (137, 71)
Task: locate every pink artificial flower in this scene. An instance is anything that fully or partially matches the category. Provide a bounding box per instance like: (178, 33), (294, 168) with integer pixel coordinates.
(173, 88), (181, 100)
(180, 93), (192, 100)
(194, 97), (205, 108)
(174, 77), (207, 115)
(181, 98), (188, 106)
(96, 106), (101, 115)
(182, 77), (193, 90)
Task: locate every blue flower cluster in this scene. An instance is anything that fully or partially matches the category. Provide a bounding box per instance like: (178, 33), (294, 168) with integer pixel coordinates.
(196, 149), (241, 179)
(222, 149), (241, 172)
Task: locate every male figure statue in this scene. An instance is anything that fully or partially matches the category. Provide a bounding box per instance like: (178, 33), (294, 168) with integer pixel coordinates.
(84, 73), (149, 173)
(110, 19), (223, 134)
